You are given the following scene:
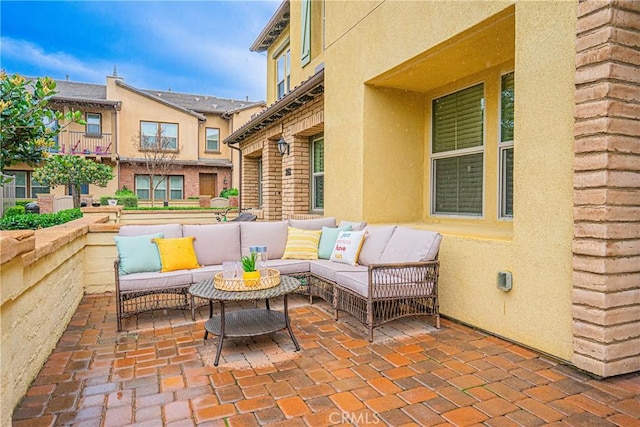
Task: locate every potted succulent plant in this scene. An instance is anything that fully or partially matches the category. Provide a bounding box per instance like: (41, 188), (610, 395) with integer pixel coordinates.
(240, 252), (260, 285)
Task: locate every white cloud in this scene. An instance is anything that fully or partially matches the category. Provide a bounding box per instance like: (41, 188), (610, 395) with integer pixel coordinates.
(1, 37), (106, 83)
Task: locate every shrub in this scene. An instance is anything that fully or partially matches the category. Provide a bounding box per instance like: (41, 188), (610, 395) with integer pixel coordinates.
(115, 187), (135, 197)
(220, 187), (238, 198)
(100, 195), (138, 207)
(15, 200), (35, 208)
(4, 205), (26, 217)
(0, 208), (82, 230)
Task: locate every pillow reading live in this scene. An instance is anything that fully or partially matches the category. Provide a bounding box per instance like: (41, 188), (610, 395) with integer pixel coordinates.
(330, 230), (367, 266)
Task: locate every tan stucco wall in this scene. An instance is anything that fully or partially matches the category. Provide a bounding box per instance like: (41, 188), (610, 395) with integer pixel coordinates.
(324, 0), (577, 361)
(0, 226), (88, 427)
(107, 80), (201, 161)
(265, 0), (325, 105)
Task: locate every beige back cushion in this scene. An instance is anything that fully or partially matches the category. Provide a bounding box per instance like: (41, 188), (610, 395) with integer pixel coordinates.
(119, 224), (183, 238)
(288, 217), (337, 230)
(357, 225), (397, 266)
(240, 221), (289, 259)
(378, 226), (442, 263)
(183, 223), (241, 266)
(338, 220), (368, 232)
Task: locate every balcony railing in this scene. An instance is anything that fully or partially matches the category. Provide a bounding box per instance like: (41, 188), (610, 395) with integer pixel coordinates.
(52, 131), (114, 156)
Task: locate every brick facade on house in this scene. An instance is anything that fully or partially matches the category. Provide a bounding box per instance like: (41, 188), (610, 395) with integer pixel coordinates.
(572, 0), (640, 377)
(118, 164), (232, 199)
(238, 95), (324, 220)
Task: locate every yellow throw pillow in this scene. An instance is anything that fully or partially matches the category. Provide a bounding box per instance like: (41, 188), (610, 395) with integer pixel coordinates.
(153, 237), (200, 272)
(281, 227), (322, 260)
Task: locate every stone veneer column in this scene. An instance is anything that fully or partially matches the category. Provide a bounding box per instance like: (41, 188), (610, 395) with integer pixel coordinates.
(261, 140), (283, 221)
(241, 157), (260, 211)
(281, 136), (311, 219)
(36, 194), (54, 214)
(573, 0), (640, 377)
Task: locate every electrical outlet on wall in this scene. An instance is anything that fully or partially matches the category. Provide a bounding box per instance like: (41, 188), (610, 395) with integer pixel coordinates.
(497, 271), (512, 291)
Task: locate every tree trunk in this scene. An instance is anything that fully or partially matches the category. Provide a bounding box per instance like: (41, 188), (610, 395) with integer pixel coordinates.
(71, 184), (81, 208)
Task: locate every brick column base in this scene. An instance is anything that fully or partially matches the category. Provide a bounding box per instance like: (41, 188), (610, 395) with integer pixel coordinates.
(572, 0), (640, 377)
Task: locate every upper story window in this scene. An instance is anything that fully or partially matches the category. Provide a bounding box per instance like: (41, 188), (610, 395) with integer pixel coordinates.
(500, 71), (514, 219)
(301, 0), (311, 66)
(206, 128), (220, 152)
(431, 83), (484, 216)
(86, 113), (101, 135)
(140, 121), (178, 151)
(276, 47), (291, 99)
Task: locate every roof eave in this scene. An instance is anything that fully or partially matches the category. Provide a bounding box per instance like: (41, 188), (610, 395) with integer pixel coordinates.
(250, 0), (290, 52)
(116, 80), (206, 121)
(224, 68), (324, 145)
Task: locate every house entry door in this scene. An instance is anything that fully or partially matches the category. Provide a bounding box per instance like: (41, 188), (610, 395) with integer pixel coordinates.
(199, 173), (216, 197)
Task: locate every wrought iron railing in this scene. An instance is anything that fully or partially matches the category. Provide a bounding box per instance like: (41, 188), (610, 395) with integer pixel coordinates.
(52, 131), (114, 155)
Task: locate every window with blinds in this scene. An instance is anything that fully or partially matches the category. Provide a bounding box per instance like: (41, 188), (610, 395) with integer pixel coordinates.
(312, 136), (324, 210)
(500, 72), (514, 218)
(431, 83), (484, 216)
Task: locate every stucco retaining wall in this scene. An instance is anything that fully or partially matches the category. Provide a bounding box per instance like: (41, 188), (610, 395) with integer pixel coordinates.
(0, 220), (93, 427)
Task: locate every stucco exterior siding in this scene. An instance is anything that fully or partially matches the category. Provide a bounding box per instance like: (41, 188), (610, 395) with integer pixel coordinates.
(323, 1), (578, 362)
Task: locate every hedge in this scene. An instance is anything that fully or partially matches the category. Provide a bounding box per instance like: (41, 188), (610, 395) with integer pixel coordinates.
(0, 208), (83, 230)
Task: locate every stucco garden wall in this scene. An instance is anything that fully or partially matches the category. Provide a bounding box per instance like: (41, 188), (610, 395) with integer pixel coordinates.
(0, 220), (94, 427)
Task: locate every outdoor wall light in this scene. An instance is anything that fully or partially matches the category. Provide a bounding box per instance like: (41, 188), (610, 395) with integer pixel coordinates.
(277, 137), (290, 156)
(223, 177), (228, 185)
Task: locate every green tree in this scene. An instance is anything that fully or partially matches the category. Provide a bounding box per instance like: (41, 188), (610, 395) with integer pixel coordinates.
(0, 72), (84, 174)
(33, 155), (114, 208)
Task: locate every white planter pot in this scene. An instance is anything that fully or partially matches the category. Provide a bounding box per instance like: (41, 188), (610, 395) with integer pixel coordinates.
(107, 199), (118, 206)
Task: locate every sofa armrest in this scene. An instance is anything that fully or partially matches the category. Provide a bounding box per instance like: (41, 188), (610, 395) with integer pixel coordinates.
(367, 261), (439, 298)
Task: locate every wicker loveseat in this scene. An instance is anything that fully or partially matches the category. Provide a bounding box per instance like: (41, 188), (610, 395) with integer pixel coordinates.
(114, 218), (442, 341)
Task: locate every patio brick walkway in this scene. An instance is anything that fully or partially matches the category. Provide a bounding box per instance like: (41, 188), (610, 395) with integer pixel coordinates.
(12, 293), (640, 426)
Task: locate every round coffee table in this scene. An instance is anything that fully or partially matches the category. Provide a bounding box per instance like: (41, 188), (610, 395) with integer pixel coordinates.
(189, 275), (301, 366)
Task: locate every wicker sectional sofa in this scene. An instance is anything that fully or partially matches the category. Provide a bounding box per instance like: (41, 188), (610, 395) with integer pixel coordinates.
(114, 218), (442, 341)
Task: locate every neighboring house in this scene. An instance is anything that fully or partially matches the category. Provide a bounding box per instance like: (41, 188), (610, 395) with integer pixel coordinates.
(4, 74), (264, 202)
(225, 0), (325, 220)
(226, 0), (639, 378)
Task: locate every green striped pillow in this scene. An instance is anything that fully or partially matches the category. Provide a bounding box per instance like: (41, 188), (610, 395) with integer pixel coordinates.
(281, 227), (322, 260)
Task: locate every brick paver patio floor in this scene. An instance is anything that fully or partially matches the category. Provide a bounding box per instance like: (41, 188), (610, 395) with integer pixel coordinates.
(12, 293), (640, 426)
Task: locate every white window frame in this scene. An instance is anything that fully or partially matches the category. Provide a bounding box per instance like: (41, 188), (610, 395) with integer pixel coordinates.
(169, 176), (184, 200)
(430, 82), (485, 218)
(311, 135), (324, 212)
(276, 46), (291, 100)
(499, 71), (514, 220)
(135, 175), (184, 200)
(5, 171), (50, 198)
(86, 113), (101, 136)
(205, 128), (220, 152)
(6, 171), (27, 198)
(140, 121), (178, 151)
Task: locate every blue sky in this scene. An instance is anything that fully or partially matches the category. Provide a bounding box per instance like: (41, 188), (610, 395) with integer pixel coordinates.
(1, 1), (280, 101)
